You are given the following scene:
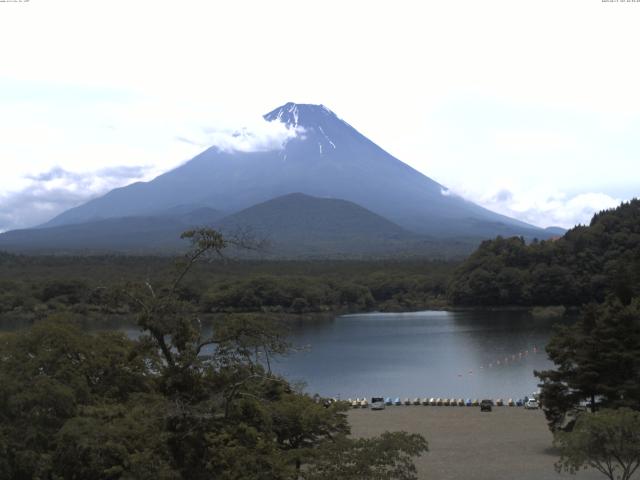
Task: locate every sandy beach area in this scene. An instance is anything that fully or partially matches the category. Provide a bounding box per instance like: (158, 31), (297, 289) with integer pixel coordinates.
(348, 406), (606, 480)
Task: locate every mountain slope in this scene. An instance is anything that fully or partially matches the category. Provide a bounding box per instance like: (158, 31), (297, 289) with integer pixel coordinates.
(0, 208), (224, 253)
(0, 194), (478, 257)
(42, 103), (551, 240)
(218, 193), (408, 238)
(216, 193), (422, 256)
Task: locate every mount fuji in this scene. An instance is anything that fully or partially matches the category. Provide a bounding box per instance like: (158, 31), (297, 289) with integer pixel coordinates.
(0, 103), (556, 255)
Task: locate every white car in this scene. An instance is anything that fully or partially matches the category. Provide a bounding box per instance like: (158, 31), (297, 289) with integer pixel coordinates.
(524, 398), (539, 409)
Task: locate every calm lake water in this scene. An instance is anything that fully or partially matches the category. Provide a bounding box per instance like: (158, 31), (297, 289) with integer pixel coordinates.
(274, 310), (560, 400)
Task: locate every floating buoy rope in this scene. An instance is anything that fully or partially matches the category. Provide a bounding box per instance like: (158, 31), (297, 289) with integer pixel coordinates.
(456, 345), (541, 379)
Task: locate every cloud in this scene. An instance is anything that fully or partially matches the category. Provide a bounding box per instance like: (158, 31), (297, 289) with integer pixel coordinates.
(97, 165), (150, 179)
(454, 185), (622, 229)
(177, 119), (303, 153)
(26, 166), (70, 182)
(25, 165), (148, 183)
(0, 165), (150, 232)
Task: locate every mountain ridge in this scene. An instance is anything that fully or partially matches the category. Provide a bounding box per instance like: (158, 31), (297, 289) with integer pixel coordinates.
(0, 193), (475, 257)
(4, 102), (559, 256)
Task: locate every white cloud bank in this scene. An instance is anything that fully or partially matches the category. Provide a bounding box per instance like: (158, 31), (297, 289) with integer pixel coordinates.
(0, 166), (150, 233)
(450, 185), (623, 229)
(176, 119), (303, 153)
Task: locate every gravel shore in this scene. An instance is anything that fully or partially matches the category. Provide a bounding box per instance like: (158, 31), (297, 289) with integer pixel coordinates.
(348, 406), (605, 480)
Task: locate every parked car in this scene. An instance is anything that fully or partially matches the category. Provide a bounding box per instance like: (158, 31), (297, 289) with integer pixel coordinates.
(524, 398), (539, 409)
(480, 399), (493, 412)
(371, 397), (385, 410)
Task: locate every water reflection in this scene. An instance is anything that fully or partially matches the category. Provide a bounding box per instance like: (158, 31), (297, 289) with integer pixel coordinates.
(275, 310), (563, 399)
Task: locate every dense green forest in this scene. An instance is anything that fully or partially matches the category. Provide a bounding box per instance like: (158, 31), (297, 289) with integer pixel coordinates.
(0, 253), (455, 328)
(448, 199), (640, 307)
(2, 200), (638, 325)
(0, 230), (428, 479)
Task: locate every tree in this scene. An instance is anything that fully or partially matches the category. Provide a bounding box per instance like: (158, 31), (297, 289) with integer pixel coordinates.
(0, 317), (153, 479)
(269, 392), (350, 473)
(554, 408), (640, 480)
(302, 431), (428, 480)
(536, 298), (640, 431)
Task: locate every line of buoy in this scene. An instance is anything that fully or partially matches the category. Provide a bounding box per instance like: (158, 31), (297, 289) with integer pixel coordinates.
(455, 345), (541, 379)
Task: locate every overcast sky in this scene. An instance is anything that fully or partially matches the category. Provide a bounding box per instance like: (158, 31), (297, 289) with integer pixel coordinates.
(1, 0), (639, 232)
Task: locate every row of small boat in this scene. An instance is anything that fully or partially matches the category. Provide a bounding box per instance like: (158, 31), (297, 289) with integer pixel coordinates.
(347, 397), (522, 408)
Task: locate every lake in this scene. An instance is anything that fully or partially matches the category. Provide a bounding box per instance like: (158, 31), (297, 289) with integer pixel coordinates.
(273, 310), (560, 400)
(0, 309), (562, 401)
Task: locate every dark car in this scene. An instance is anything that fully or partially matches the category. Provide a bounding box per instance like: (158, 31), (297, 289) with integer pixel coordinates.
(480, 399), (494, 412)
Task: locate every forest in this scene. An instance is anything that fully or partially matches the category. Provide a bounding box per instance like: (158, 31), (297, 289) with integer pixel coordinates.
(448, 199), (640, 307)
(2, 201), (639, 331)
(0, 230), (429, 479)
(0, 253), (454, 329)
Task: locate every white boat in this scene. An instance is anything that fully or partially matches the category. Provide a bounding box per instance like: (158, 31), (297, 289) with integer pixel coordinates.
(421, 397), (429, 405)
(361, 399), (368, 408)
(429, 397), (436, 406)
